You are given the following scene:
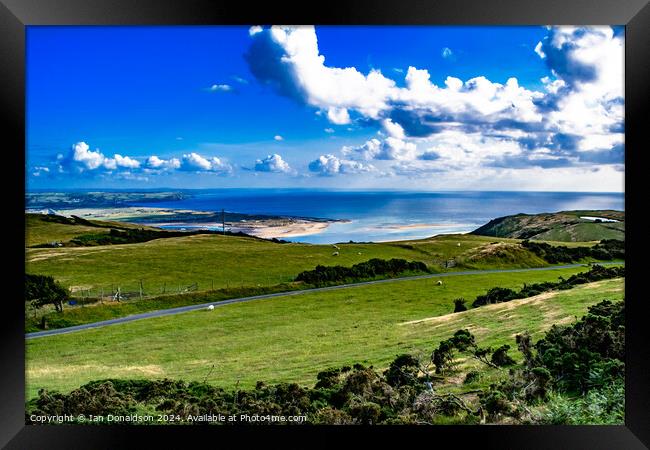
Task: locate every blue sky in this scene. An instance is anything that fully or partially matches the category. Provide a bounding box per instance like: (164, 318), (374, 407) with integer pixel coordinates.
(26, 25), (624, 191)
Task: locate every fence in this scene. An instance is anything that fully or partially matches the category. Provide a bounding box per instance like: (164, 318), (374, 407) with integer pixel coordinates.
(66, 275), (298, 305)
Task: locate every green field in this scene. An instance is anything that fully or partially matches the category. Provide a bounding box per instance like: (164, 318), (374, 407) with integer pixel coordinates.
(26, 212), (605, 296)
(25, 213), (159, 247)
(471, 210), (624, 242)
(25, 231), (538, 293)
(26, 266), (623, 399)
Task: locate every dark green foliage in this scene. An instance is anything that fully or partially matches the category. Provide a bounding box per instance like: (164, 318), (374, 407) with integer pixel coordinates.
(383, 354), (422, 388)
(27, 300), (625, 425)
(25, 274), (69, 312)
(431, 329), (480, 374)
(453, 298), (468, 313)
(66, 227), (273, 247)
(29, 381), (137, 421)
(541, 379), (625, 425)
(490, 345), (516, 367)
(471, 265), (624, 308)
(472, 287), (519, 307)
(295, 258), (430, 285)
(534, 299), (624, 393)
(478, 299), (625, 423)
(521, 239), (624, 264)
(464, 371), (480, 384)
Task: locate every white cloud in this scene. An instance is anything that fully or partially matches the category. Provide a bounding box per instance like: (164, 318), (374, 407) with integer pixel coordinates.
(111, 154), (141, 169)
(441, 47), (453, 58)
(147, 155), (181, 170)
(68, 141), (141, 172)
(324, 128), (335, 133)
(254, 153), (292, 173)
(246, 25), (623, 188)
(249, 25), (263, 36)
(381, 118), (405, 139)
(308, 154), (375, 175)
(274, 135), (284, 141)
(71, 142), (105, 170)
(181, 152), (232, 173)
(342, 137), (417, 161)
(208, 84), (233, 92)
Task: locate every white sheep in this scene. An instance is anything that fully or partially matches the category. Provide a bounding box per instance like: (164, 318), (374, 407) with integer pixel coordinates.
(332, 251), (339, 256)
(332, 244), (340, 250)
(437, 280), (443, 286)
(207, 305), (215, 311)
(457, 243), (461, 247)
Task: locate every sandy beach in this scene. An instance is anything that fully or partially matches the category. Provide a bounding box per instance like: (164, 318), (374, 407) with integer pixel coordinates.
(27, 207), (335, 240)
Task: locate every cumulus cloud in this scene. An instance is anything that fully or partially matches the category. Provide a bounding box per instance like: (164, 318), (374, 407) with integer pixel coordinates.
(254, 153), (292, 173)
(308, 154), (375, 176)
(274, 135), (284, 141)
(245, 25), (623, 178)
(105, 154), (141, 170)
(342, 137), (417, 161)
(181, 152), (232, 173)
(147, 155), (181, 170)
(66, 142), (141, 172)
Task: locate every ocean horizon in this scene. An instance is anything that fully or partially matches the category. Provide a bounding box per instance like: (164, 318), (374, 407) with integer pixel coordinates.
(116, 189), (625, 244)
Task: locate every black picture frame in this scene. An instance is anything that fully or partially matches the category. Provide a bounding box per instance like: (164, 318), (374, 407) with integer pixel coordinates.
(2, 0), (648, 447)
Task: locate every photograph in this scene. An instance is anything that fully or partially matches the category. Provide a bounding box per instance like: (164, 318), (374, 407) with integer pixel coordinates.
(20, 23), (630, 428)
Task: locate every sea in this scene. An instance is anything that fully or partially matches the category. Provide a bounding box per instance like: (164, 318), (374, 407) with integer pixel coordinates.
(129, 189), (625, 244)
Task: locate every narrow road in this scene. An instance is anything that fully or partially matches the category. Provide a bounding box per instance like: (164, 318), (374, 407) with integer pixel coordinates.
(26, 262), (622, 339)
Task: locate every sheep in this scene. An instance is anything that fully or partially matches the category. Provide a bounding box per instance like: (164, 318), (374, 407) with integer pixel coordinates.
(332, 251), (339, 256)
(207, 305), (215, 311)
(457, 243), (461, 247)
(436, 280), (443, 286)
(332, 244), (340, 250)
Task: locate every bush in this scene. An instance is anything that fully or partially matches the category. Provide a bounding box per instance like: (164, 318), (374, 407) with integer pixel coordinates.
(472, 287), (519, 307)
(521, 239), (624, 264)
(464, 371), (480, 384)
(295, 258), (430, 285)
(453, 298), (468, 313)
(491, 345), (516, 367)
(471, 265), (624, 309)
(25, 274), (69, 313)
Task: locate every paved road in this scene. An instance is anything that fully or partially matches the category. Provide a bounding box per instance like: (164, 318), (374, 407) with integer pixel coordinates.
(26, 262), (622, 339)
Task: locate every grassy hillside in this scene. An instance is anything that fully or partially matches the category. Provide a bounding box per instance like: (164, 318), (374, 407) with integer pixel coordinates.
(471, 210), (624, 242)
(26, 213), (160, 247)
(25, 229), (536, 294)
(25, 266), (621, 399)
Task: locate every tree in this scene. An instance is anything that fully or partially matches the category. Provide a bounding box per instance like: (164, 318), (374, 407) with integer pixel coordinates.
(25, 274), (69, 312)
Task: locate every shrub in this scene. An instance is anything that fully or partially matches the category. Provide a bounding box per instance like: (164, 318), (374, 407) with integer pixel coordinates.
(464, 371), (480, 384)
(453, 298), (468, 313)
(295, 258), (430, 285)
(491, 345), (516, 367)
(384, 354), (422, 388)
(25, 274), (69, 313)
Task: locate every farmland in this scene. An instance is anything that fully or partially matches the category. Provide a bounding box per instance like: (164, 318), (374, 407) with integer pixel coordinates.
(25, 266), (623, 399)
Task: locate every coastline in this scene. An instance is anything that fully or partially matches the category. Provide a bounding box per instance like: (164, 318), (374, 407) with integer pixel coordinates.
(26, 206), (340, 240)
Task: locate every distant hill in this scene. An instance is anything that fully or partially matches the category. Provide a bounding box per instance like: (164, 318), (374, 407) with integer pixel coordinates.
(470, 210), (624, 242)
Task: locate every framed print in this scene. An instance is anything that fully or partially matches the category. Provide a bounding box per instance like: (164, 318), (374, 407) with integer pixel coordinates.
(2, 0), (649, 447)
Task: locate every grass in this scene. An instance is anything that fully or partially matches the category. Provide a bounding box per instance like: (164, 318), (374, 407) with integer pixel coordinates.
(26, 221), (604, 296)
(25, 214), (158, 247)
(535, 222), (625, 242)
(25, 266), (622, 399)
(25, 232), (531, 294)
